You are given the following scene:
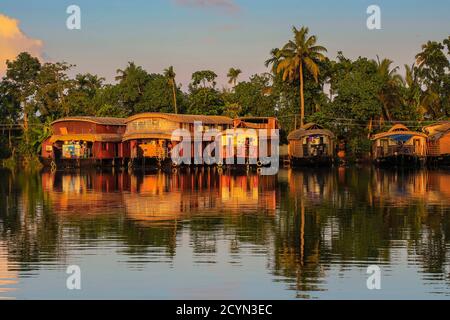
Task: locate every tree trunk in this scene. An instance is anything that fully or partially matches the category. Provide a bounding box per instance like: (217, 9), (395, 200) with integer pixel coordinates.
(172, 82), (178, 114)
(299, 63), (305, 128)
(23, 103), (29, 146)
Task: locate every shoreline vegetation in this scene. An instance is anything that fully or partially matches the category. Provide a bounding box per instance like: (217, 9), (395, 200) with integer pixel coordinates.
(0, 26), (449, 170)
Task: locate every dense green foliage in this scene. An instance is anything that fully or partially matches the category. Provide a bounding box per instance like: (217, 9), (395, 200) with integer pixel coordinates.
(0, 27), (448, 161)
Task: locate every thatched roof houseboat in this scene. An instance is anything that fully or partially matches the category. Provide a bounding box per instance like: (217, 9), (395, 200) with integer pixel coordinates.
(371, 124), (427, 166)
(287, 123), (335, 166)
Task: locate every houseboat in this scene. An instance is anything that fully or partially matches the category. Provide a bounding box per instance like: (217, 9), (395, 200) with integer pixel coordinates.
(122, 113), (234, 168)
(371, 124), (427, 166)
(228, 117), (279, 166)
(41, 116), (127, 169)
(287, 123), (335, 166)
(423, 121), (450, 166)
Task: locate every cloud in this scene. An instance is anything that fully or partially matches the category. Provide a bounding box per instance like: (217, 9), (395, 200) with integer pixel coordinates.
(175, 0), (240, 14)
(0, 13), (43, 76)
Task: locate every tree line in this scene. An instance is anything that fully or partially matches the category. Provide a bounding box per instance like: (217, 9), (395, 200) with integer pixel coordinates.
(0, 26), (449, 161)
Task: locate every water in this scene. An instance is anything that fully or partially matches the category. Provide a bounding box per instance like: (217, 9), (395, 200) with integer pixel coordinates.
(1, 166), (450, 299)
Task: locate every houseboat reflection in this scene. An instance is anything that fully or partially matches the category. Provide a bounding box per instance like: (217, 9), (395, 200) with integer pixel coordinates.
(41, 170), (277, 223)
(41, 171), (127, 215)
(123, 170), (277, 225)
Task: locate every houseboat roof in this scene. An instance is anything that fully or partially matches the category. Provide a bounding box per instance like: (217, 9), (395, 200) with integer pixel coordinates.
(287, 123), (334, 140)
(52, 116), (126, 126)
(48, 133), (123, 143)
(234, 117), (279, 129)
(236, 117), (276, 122)
(371, 124), (427, 141)
(125, 113), (233, 125)
(423, 121), (450, 140)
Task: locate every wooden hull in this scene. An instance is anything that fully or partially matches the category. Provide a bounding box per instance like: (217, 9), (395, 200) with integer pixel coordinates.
(129, 157), (173, 170)
(427, 154), (450, 167)
(373, 154), (426, 167)
(40, 157), (126, 169)
(290, 156), (334, 167)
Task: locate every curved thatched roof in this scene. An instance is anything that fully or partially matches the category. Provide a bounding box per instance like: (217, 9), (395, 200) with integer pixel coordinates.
(423, 121), (450, 140)
(126, 113), (233, 125)
(52, 116), (126, 126)
(234, 117), (278, 129)
(287, 123), (335, 140)
(371, 124), (427, 140)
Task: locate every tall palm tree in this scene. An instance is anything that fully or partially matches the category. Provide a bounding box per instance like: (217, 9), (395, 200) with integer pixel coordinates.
(375, 56), (403, 122)
(227, 68), (242, 88)
(164, 66), (178, 114)
(270, 26), (327, 127)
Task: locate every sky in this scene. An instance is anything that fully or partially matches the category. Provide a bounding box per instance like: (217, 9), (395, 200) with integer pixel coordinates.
(0, 0), (449, 89)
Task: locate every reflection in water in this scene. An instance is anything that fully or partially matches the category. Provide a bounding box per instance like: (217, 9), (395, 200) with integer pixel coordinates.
(0, 242), (17, 299)
(0, 167), (450, 299)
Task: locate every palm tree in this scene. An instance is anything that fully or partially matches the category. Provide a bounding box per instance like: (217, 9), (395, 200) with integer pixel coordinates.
(270, 26), (327, 127)
(375, 56), (403, 122)
(227, 68), (242, 88)
(415, 41), (434, 68)
(264, 48), (281, 73)
(115, 62), (146, 95)
(115, 62), (136, 82)
(164, 66), (178, 114)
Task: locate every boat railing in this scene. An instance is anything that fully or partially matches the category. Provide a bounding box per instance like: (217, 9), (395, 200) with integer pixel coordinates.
(375, 145), (415, 157)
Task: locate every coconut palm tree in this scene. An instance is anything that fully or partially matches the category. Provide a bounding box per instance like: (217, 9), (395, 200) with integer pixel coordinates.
(264, 48), (281, 73)
(227, 68), (242, 88)
(270, 26), (327, 127)
(164, 66), (178, 114)
(375, 56), (403, 122)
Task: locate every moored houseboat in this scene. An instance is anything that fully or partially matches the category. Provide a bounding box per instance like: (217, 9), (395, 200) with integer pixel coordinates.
(287, 123), (335, 166)
(122, 113), (234, 169)
(371, 124), (427, 166)
(41, 117), (127, 169)
(229, 117), (279, 166)
(423, 121), (450, 166)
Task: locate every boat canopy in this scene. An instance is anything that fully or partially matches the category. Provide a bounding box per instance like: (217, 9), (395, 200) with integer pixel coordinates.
(423, 121), (450, 141)
(371, 124), (427, 141)
(126, 113), (233, 125)
(52, 116), (126, 126)
(287, 123), (335, 140)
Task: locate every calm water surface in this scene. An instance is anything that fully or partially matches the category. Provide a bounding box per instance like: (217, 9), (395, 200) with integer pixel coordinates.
(1, 166), (450, 299)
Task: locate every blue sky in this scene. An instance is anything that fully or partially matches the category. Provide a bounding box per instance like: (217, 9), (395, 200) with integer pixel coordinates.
(1, 0), (449, 88)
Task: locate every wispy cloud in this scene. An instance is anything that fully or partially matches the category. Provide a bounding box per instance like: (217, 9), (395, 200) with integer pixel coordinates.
(174, 0), (240, 14)
(0, 13), (43, 76)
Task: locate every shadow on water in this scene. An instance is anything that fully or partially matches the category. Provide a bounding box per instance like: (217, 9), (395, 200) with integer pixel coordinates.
(1, 166), (450, 298)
